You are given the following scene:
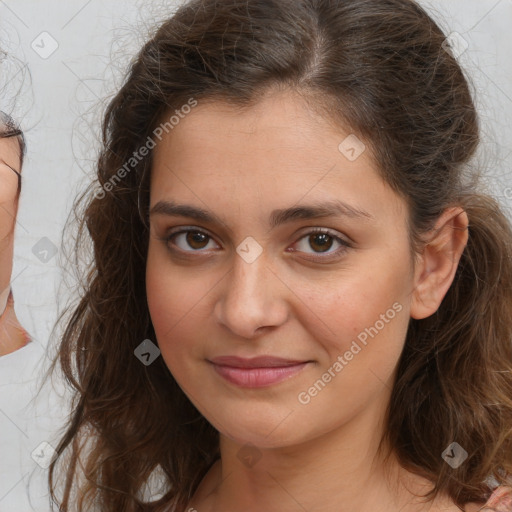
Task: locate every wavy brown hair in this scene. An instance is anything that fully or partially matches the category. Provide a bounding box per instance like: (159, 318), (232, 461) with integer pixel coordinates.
(48, 0), (512, 510)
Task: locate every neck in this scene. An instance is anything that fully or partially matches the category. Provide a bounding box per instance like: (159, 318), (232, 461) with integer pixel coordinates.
(192, 387), (459, 512)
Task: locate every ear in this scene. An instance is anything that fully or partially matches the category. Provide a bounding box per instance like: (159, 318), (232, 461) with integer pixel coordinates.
(410, 207), (469, 320)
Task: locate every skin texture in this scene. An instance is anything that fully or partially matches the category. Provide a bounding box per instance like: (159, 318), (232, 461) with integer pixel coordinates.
(0, 136), (28, 356)
(146, 89), (471, 512)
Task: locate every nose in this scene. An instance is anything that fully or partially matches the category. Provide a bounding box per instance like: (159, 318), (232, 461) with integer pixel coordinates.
(213, 248), (289, 339)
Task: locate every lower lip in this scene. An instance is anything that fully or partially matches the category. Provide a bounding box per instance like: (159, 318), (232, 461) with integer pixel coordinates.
(210, 362), (310, 388)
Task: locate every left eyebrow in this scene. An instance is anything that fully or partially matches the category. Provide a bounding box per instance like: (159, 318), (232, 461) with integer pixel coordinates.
(268, 200), (374, 228)
(149, 199), (374, 229)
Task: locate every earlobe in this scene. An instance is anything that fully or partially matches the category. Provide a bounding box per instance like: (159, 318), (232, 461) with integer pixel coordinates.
(410, 207), (469, 320)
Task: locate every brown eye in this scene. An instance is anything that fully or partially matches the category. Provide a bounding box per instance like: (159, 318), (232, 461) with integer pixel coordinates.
(291, 228), (352, 260)
(185, 231), (209, 250)
(308, 233), (334, 253)
(165, 228), (220, 253)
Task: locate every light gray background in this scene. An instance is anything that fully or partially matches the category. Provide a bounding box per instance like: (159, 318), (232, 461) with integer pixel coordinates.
(0, 0), (511, 510)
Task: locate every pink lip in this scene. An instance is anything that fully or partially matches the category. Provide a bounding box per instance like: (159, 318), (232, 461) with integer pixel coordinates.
(208, 356), (311, 388)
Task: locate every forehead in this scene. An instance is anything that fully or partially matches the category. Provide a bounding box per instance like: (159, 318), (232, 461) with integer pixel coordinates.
(152, 90), (361, 179)
(160, 90), (330, 140)
(149, 90), (405, 226)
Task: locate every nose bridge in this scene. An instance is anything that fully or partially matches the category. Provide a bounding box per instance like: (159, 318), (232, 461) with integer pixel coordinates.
(233, 253), (263, 293)
(215, 244), (287, 337)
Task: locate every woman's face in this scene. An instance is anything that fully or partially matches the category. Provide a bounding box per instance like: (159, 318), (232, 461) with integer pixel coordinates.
(0, 135), (21, 316)
(0, 136), (21, 242)
(146, 90), (416, 449)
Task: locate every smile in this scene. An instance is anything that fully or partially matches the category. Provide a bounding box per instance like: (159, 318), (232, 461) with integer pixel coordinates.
(208, 356), (311, 388)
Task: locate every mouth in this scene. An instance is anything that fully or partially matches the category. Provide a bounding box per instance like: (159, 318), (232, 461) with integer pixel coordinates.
(208, 356), (312, 388)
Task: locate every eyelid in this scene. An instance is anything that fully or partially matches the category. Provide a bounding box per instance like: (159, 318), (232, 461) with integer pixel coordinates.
(162, 225), (353, 260)
(164, 226), (221, 252)
(288, 227), (353, 261)
(296, 226), (353, 245)
(164, 225), (352, 242)
(166, 225), (217, 240)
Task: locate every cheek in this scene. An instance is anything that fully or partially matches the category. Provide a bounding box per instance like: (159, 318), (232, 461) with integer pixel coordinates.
(145, 246), (214, 367)
(304, 266), (410, 342)
(291, 272), (410, 427)
(296, 262), (412, 404)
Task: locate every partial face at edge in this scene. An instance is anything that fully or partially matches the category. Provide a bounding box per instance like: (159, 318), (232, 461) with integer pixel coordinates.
(0, 136), (22, 242)
(145, 89), (416, 448)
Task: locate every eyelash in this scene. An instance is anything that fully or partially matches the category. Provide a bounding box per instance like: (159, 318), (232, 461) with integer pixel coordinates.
(159, 226), (353, 261)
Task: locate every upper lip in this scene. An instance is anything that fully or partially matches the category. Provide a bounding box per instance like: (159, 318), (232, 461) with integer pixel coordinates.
(209, 356), (309, 368)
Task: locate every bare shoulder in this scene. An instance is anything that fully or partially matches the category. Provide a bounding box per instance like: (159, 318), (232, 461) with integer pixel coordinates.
(464, 486), (512, 512)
